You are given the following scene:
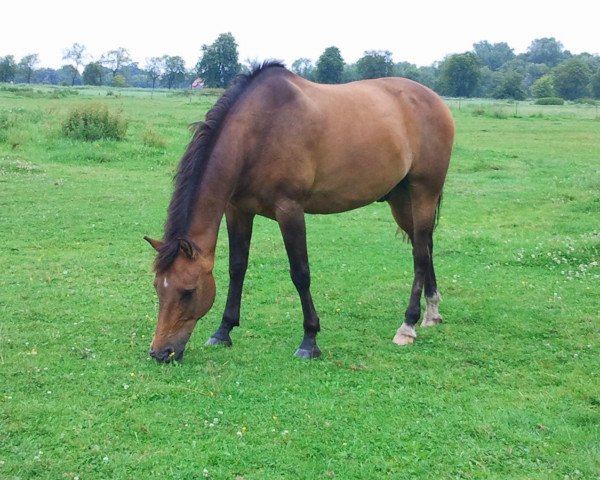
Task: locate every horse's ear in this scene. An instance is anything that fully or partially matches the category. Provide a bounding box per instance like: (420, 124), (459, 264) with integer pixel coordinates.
(144, 236), (164, 251)
(178, 238), (198, 259)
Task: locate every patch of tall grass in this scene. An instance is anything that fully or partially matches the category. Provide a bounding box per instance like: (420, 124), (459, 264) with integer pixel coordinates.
(61, 103), (128, 141)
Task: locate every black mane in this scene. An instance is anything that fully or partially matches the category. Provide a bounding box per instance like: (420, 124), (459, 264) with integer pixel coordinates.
(154, 60), (286, 272)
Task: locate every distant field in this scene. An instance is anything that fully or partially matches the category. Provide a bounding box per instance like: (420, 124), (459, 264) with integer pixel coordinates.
(0, 85), (598, 479)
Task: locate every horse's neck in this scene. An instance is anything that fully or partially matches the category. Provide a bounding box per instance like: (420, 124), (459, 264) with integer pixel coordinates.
(187, 150), (240, 258)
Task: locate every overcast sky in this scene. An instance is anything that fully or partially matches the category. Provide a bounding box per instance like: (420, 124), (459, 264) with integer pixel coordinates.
(2, 0), (598, 70)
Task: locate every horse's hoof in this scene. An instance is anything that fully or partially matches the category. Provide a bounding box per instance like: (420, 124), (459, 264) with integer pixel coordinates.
(205, 336), (232, 347)
(393, 323), (416, 346)
(294, 346), (322, 359)
(393, 333), (415, 346)
(422, 314), (443, 327)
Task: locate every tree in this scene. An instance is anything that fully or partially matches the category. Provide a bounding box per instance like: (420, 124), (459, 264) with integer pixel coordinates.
(112, 74), (127, 88)
(437, 52), (480, 97)
(196, 33), (241, 88)
(531, 75), (556, 98)
(342, 63), (360, 83)
(394, 62), (421, 82)
(356, 50), (394, 79)
(82, 62), (103, 86)
(473, 41), (515, 70)
(63, 43), (87, 85)
(34, 68), (59, 85)
(101, 48), (132, 79)
(552, 58), (591, 100)
(291, 58), (315, 80)
(162, 55), (186, 89)
(569, 52), (600, 77)
(525, 37), (566, 67)
(474, 66), (501, 98)
(315, 46), (344, 84)
(0, 55), (17, 82)
(414, 65), (437, 89)
(145, 57), (164, 89)
(61, 65), (79, 86)
(523, 62), (550, 89)
(591, 67), (600, 99)
(120, 63), (146, 88)
(493, 71), (526, 100)
(18, 54), (39, 83)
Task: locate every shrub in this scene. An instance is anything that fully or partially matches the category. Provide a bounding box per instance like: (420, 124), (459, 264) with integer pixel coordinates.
(0, 85), (34, 95)
(0, 111), (10, 132)
(141, 128), (167, 149)
(491, 109), (508, 119)
(573, 98), (598, 106)
(534, 97), (565, 105)
(49, 88), (79, 99)
(470, 106), (508, 119)
(62, 103), (128, 141)
(6, 129), (28, 149)
(0, 108), (43, 137)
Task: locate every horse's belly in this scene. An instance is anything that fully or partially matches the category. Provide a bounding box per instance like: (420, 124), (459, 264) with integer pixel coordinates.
(304, 194), (377, 214)
(304, 162), (406, 214)
(302, 120), (412, 214)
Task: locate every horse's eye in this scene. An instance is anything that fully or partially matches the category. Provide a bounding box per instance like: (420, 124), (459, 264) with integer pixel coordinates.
(181, 288), (196, 301)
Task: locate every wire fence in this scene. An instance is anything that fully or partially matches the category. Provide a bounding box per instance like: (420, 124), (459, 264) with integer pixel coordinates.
(444, 97), (600, 119)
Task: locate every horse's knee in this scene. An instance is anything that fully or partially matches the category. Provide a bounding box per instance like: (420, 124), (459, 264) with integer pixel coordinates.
(290, 265), (310, 291)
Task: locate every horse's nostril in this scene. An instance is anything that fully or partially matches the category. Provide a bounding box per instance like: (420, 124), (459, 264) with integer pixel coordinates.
(149, 347), (176, 363)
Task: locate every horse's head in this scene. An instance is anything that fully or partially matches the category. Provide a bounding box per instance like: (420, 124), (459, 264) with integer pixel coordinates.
(144, 236), (216, 362)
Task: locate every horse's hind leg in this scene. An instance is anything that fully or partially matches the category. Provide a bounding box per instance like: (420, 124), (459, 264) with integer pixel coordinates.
(422, 242), (443, 328)
(206, 204), (254, 347)
(388, 180), (443, 345)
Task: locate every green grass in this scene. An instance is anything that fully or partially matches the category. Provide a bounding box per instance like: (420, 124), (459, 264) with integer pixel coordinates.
(0, 87), (598, 479)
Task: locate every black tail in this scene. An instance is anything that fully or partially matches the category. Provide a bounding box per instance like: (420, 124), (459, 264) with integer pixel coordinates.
(434, 191), (443, 230)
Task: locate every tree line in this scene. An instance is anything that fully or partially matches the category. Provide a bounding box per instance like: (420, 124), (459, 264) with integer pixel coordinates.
(1, 34), (599, 100)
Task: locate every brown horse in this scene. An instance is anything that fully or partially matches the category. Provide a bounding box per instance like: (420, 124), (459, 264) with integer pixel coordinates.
(144, 61), (454, 362)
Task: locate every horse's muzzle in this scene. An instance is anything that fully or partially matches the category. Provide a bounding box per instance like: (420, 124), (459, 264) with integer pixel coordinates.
(149, 346), (184, 363)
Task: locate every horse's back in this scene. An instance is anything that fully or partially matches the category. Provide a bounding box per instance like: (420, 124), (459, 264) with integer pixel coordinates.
(292, 76), (454, 213)
(231, 70), (454, 215)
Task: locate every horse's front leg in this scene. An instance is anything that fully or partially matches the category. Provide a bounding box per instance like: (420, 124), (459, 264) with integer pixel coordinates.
(206, 205), (254, 347)
(276, 202), (321, 358)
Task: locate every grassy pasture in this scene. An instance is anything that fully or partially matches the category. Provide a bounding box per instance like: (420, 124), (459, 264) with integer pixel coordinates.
(0, 85), (599, 479)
